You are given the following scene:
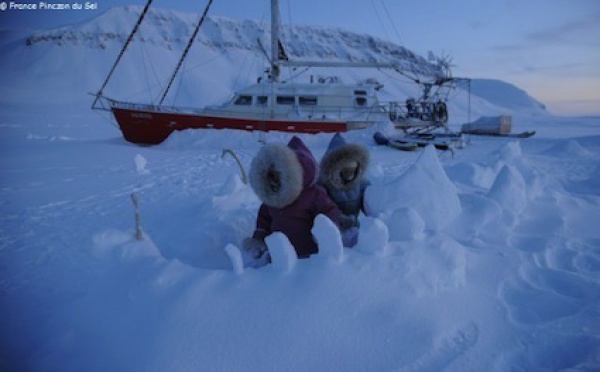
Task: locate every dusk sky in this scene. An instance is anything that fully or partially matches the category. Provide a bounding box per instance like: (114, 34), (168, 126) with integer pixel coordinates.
(1, 0), (599, 116)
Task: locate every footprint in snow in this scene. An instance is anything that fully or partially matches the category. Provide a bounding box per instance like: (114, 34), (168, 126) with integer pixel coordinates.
(499, 276), (583, 325)
(544, 238), (600, 280)
(399, 323), (479, 372)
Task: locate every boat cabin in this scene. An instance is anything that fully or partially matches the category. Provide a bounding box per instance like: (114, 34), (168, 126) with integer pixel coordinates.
(205, 80), (384, 121)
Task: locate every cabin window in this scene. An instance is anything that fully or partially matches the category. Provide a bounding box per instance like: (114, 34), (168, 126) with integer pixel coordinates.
(299, 96), (318, 106)
(276, 96), (295, 105)
(256, 96), (268, 106)
(234, 95), (252, 105)
(354, 90), (367, 96)
(355, 97), (368, 107)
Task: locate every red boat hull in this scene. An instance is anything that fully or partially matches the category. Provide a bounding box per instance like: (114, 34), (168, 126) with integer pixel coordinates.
(112, 107), (348, 144)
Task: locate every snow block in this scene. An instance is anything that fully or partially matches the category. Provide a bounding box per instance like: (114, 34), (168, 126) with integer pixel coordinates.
(92, 229), (160, 261)
(218, 173), (247, 195)
(312, 214), (344, 263)
(573, 163), (600, 194)
(494, 140), (522, 164)
(445, 162), (497, 190)
(212, 177), (258, 214)
(355, 216), (389, 255)
(389, 207), (425, 242)
(224, 244), (244, 275)
(265, 232), (297, 272)
(134, 154), (150, 175)
(488, 164), (527, 217)
(365, 145), (461, 230)
(403, 236), (467, 295)
(544, 139), (594, 159)
(490, 141), (544, 199)
(447, 193), (504, 243)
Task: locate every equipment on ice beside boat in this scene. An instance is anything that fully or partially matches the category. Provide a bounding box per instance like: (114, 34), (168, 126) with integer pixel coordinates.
(374, 131), (465, 152)
(374, 115), (535, 154)
(462, 115), (512, 135)
(461, 115), (536, 138)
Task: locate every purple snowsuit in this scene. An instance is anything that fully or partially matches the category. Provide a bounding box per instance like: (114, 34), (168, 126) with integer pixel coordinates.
(249, 136), (340, 258)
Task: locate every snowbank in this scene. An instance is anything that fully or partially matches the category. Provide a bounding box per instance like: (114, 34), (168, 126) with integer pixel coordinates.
(365, 145), (461, 231)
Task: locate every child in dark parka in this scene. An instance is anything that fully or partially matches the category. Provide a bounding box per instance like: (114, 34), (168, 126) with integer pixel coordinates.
(243, 136), (341, 263)
(319, 133), (370, 247)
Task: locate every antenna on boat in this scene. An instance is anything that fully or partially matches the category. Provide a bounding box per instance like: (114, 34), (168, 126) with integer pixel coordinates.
(158, 0), (215, 105)
(92, 0), (154, 110)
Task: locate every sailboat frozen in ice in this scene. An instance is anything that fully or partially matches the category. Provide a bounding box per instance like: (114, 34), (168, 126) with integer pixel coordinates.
(92, 0), (464, 145)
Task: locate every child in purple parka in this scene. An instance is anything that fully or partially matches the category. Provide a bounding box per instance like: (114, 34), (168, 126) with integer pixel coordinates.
(243, 136), (341, 262)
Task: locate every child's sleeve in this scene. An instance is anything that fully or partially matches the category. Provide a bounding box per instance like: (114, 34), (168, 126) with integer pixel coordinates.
(360, 179), (371, 214)
(252, 204), (272, 241)
(313, 186), (341, 227)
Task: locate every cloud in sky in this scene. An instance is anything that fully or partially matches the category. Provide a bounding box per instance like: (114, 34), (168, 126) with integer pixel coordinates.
(526, 12), (600, 46)
(453, 4), (600, 115)
(492, 11), (600, 52)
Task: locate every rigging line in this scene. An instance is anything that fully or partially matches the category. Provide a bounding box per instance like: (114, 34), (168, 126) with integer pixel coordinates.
(242, 55), (261, 87)
(369, 0), (390, 42)
(92, 107), (119, 129)
(103, 30), (165, 103)
(139, 33), (164, 103)
(172, 57), (190, 106)
(138, 34), (156, 104)
(178, 52), (226, 75)
(379, 0), (419, 82)
(281, 66), (311, 83)
(232, 36), (256, 90)
(118, 64), (164, 103)
(281, 3), (290, 79)
(159, 0), (215, 105)
(378, 0), (405, 51)
(92, 0), (154, 108)
(378, 68), (419, 86)
(284, 0), (293, 30)
(278, 0), (295, 81)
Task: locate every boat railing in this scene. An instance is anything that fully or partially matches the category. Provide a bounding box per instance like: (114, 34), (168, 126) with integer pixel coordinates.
(110, 98), (442, 125)
(110, 100), (194, 114)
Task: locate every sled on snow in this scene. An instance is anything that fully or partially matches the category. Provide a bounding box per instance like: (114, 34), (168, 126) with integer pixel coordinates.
(373, 132), (457, 151)
(373, 132), (419, 151)
(464, 130), (536, 138)
(461, 115), (535, 138)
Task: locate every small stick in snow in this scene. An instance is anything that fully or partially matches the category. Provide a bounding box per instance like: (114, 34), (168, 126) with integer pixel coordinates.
(221, 149), (248, 184)
(130, 193), (144, 241)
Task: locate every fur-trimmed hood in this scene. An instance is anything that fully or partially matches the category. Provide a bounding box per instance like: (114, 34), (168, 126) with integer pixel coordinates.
(249, 136), (318, 208)
(320, 133), (370, 191)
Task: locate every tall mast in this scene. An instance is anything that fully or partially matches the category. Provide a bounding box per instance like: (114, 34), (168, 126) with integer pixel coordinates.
(270, 0), (280, 82)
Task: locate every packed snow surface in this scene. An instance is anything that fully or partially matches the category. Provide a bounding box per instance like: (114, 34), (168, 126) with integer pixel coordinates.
(2, 111), (599, 371)
(1, 5), (599, 371)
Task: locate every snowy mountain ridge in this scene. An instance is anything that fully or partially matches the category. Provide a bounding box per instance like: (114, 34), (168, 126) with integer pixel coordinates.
(470, 79), (547, 112)
(23, 5), (442, 77)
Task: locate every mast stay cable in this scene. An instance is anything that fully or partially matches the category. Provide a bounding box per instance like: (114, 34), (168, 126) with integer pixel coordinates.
(159, 0), (215, 106)
(92, 0), (154, 109)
